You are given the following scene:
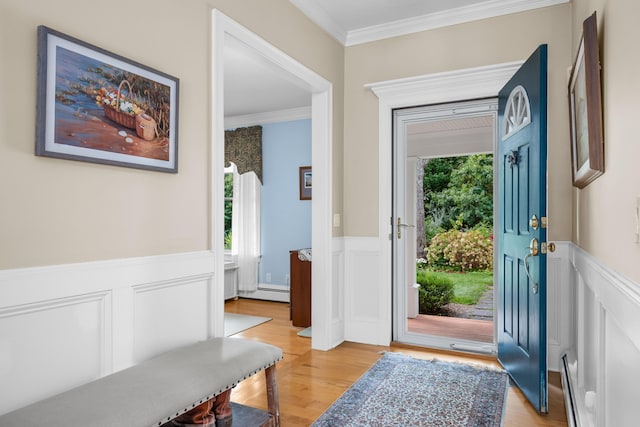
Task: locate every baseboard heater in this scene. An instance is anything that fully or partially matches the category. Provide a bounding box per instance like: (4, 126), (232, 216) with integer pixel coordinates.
(258, 284), (289, 292)
(561, 354), (578, 427)
(239, 284), (290, 303)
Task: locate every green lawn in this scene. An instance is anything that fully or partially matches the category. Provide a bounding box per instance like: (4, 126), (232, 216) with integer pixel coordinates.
(423, 270), (493, 305)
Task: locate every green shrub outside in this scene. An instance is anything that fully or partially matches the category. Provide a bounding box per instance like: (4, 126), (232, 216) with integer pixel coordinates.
(416, 270), (454, 314)
(427, 229), (493, 271)
(426, 229), (458, 268)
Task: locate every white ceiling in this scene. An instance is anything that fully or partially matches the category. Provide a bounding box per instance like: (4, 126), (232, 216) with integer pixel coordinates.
(224, 36), (311, 128)
(306, 0), (485, 29)
(224, 0), (567, 125)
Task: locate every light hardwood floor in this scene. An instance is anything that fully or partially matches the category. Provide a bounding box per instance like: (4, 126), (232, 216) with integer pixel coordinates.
(225, 298), (567, 427)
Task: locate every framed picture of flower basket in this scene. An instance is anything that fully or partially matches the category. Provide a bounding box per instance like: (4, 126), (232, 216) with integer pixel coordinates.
(35, 26), (179, 172)
(568, 12), (604, 188)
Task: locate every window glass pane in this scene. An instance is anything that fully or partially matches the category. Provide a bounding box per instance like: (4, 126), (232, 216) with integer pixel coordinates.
(224, 199), (233, 250)
(224, 173), (234, 198)
(224, 172), (234, 250)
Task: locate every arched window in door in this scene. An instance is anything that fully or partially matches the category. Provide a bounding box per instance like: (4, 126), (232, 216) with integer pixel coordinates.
(502, 85), (531, 140)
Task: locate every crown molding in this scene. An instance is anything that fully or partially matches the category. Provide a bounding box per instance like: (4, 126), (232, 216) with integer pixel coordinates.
(289, 0), (348, 44)
(289, 0), (570, 47)
(225, 106), (312, 129)
(347, 0), (569, 46)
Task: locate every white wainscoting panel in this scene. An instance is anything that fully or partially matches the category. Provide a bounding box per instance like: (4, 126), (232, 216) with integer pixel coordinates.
(0, 292), (109, 414)
(0, 251), (216, 416)
(133, 277), (211, 363)
(564, 245), (640, 427)
(344, 237), (389, 345)
(547, 242), (572, 372)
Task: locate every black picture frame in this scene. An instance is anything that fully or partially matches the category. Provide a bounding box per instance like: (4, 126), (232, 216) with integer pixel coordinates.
(36, 26), (179, 173)
(568, 12), (604, 188)
(299, 166), (312, 200)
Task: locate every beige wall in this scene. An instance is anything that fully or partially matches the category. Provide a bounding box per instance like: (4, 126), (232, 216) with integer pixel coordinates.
(7, 0), (638, 284)
(0, 0), (344, 269)
(343, 5), (574, 241)
(571, 0), (640, 282)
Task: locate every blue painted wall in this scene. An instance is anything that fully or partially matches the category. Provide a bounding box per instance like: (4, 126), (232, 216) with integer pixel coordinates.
(259, 119), (311, 287)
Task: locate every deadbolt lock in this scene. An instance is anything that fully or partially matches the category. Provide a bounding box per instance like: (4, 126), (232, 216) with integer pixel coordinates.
(530, 215), (548, 230)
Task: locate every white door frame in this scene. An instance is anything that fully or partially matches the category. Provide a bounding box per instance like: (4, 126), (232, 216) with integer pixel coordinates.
(392, 99), (498, 353)
(211, 10), (335, 350)
(367, 61), (522, 346)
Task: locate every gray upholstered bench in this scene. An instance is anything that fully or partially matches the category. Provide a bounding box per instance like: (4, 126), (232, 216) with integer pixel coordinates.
(0, 337), (283, 427)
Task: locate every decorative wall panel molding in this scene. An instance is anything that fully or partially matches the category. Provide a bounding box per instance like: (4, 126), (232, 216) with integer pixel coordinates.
(0, 251), (215, 415)
(563, 244), (640, 427)
(343, 237), (389, 345)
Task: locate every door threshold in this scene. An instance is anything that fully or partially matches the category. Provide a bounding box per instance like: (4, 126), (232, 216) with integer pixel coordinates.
(391, 341), (498, 360)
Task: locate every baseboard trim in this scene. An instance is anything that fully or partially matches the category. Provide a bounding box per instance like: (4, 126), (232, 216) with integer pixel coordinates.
(561, 354), (579, 427)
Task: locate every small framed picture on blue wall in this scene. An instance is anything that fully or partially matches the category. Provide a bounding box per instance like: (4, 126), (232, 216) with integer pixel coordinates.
(299, 166), (311, 200)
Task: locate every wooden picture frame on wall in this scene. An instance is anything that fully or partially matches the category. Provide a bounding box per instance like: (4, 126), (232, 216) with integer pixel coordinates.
(299, 166), (312, 200)
(36, 26), (179, 173)
(568, 12), (604, 188)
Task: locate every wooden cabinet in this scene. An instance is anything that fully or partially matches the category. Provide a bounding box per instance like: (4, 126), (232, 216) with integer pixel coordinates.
(290, 250), (311, 327)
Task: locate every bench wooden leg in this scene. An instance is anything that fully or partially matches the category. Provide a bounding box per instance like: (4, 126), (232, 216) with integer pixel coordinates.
(265, 365), (280, 427)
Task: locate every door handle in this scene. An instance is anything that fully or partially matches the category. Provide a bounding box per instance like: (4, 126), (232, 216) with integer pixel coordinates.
(397, 218), (415, 239)
(524, 238), (539, 294)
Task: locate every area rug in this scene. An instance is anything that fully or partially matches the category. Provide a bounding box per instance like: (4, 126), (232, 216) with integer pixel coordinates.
(297, 327), (312, 338)
(224, 313), (271, 336)
(311, 352), (508, 427)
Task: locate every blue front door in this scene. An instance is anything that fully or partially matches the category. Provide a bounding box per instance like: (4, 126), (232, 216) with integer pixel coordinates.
(497, 45), (548, 413)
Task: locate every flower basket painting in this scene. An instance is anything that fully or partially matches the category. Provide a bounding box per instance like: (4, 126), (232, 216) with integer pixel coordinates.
(36, 26), (179, 172)
(99, 80), (140, 130)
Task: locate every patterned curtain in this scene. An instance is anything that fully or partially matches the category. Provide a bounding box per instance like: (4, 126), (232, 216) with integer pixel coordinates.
(225, 126), (262, 183)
